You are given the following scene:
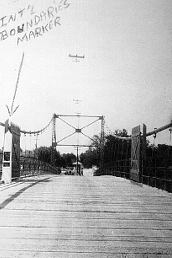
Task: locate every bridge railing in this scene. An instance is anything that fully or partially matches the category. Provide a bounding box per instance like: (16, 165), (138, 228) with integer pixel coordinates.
(94, 159), (130, 179)
(142, 166), (172, 192)
(14, 156), (60, 180)
(104, 159), (130, 178)
(95, 124), (172, 193)
(97, 134), (131, 178)
(141, 144), (172, 192)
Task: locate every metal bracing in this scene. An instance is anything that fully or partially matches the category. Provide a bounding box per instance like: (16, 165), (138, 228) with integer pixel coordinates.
(56, 144), (93, 147)
(54, 114), (101, 118)
(56, 132), (76, 144)
(54, 114), (104, 149)
(58, 117), (76, 130)
(51, 113), (105, 171)
(80, 118), (101, 130)
(80, 132), (95, 143)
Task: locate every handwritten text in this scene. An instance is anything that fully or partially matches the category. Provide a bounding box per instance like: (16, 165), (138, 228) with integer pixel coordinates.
(0, 0), (70, 45)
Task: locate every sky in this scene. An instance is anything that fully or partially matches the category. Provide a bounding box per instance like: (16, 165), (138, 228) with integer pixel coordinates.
(0, 0), (172, 153)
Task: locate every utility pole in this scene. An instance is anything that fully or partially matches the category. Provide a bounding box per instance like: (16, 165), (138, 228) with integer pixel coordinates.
(76, 146), (79, 175)
(73, 99), (81, 175)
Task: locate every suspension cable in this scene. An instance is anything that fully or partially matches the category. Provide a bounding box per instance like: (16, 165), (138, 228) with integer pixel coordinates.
(105, 126), (131, 141)
(20, 116), (53, 135)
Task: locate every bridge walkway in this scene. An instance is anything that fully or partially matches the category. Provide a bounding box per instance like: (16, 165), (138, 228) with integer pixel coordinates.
(0, 170), (171, 257)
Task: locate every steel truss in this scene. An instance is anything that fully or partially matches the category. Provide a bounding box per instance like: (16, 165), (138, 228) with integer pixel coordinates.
(51, 114), (105, 171)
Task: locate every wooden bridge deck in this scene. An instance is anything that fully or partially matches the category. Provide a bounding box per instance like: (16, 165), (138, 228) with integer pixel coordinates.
(0, 170), (171, 257)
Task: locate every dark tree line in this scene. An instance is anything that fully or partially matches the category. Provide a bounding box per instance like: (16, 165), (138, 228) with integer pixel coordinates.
(80, 135), (101, 168)
(103, 129), (131, 164)
(35, 146), (76, 167)
(80, 148), (99, 168)
(33, 131), (172, 170)
(146, 143), (172, 167)
(79, 128), (172, 169)
(80, 129), (131, 168)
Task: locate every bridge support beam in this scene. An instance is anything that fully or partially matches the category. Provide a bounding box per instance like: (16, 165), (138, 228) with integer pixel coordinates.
(130, 124), (146, 183)
(51, 114), (56, 165)
(2, 121), (20, 184)
(130, 125), (141, 182)
(99, 116), (105, 173)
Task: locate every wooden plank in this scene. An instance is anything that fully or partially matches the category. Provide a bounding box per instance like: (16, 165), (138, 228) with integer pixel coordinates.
(0, 174), (171, 257)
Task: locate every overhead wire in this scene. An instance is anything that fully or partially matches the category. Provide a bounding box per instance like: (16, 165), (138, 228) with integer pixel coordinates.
(20, 116), (54, 135)
(105, 124), (131, 141)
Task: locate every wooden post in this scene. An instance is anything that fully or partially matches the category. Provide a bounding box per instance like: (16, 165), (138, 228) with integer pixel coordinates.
(2, 122), (20, 184)
(130, 125), (141, 182)
(141, 124), (147, 183)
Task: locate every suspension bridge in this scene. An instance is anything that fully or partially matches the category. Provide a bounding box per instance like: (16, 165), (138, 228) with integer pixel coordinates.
(0, 111), (171, 257)
(0, 0), (171, 255)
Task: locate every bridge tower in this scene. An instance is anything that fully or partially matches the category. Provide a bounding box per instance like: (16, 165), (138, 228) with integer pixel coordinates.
(51, 114), (57, 165)
(99, 116), (105, 173)
(51, 113), (105, 172)
(130, 124), (146, 182)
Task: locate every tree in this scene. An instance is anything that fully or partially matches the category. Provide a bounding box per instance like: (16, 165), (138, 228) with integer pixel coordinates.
(37, 146), (51, 163)
(79, 134), (102, 168)
(62, 153), (76, 167)
(36, 146), (63, 167)
(80, 129), (131, 168)
(104, 129), (131, 164)
(54, 150), (64, 167)
(80, 148), (99, 168)
(113, 129), (129, 137)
